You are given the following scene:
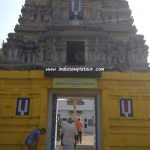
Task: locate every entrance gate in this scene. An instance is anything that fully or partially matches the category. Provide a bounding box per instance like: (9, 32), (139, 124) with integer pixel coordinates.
(47, 90), (102, 150)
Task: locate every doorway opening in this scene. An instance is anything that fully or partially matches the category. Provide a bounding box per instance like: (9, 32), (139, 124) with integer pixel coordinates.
(67, 41), (85, 65)
(47, 91), (101, 150)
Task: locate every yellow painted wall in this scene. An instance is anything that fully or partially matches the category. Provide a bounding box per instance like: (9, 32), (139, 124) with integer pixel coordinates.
(0, 71), (150, 150)
(0, 71), (51, 150)
(101, 72), (150, 150)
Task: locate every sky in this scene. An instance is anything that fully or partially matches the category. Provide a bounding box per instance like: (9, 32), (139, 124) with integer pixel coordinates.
(0, 0), (150, 61)
(0, 0), (25, 45)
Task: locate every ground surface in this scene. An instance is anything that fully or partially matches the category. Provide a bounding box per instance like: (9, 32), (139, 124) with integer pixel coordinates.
(56, 133), (95, 150)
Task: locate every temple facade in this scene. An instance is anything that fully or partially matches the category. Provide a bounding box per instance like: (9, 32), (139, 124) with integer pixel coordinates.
(0, 0), (150, 150)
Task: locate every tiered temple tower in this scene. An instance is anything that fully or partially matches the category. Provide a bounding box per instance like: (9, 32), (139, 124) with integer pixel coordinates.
(1, 0), (149, 71)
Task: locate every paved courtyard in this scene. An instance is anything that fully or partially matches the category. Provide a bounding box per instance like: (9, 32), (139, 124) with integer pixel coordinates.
(56, 133), (95, 150)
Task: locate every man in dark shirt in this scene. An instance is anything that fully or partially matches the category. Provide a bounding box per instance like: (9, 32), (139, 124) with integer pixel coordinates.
(25, 128), (46, 150)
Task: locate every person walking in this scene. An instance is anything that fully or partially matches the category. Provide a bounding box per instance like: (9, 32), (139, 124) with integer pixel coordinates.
(61, 118), (78, 150)
(75, 118), (83, 144)
(25, 128), (46, 150)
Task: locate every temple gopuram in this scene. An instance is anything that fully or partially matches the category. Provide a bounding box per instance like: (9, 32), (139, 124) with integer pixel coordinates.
(1, 0), (149, 71)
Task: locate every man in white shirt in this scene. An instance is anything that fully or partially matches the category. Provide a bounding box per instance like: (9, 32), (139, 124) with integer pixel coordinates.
(61, 118), (78, 150)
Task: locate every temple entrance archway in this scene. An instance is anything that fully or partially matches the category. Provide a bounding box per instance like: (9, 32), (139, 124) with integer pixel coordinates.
(47, 90), (102, 150)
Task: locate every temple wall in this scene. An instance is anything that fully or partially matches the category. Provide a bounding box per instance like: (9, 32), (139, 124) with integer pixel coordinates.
(0, 71), (49, 150)
(101, 72), (150, 150)
(0, 71), (150, 149)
